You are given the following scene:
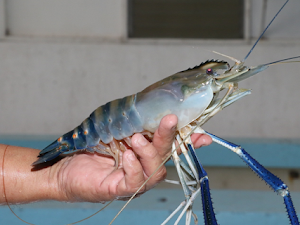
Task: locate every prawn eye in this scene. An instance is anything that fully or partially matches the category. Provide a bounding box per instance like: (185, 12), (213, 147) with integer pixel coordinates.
(206, 68), (213, 75)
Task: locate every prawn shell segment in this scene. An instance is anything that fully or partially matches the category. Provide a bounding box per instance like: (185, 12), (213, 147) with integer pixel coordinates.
(89, 94), (143, 143)
(76, 117), (99, 148)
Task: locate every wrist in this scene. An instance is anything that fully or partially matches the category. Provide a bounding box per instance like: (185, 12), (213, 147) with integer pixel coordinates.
(44, 158), (69, 202)
(0, 144), (63, 204)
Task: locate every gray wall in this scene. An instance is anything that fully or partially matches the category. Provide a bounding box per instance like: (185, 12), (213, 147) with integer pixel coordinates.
(0, 0), (299, 139)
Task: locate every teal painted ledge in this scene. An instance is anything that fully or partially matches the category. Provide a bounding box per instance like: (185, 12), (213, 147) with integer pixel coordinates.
(0, 136), (299, 168)
(1, 189), (299, 225)
(1, 136), (300, 224)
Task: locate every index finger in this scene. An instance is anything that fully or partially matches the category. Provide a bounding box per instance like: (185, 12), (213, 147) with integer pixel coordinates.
(152, 114), (178, 158)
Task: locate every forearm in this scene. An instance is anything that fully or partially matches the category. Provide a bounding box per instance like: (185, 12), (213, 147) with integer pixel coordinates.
(0, 144), (61, 204)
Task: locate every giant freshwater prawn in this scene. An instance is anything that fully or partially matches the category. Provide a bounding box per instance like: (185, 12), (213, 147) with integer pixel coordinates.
(3, 0), (300, 224)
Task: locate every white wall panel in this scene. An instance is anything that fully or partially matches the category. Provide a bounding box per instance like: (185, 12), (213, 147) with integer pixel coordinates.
(0, 0), (5, 38)
(251, 0), (300, 39)
(6, 0), (126, 39)
(3, 0), (300, 40)
(0, 40), (299, 139)
(0, 0), (299, 139)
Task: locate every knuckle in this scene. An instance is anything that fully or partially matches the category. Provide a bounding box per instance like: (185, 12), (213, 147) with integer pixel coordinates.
(153, 166), (167, 183)
(142, 145), (159, 159)
(128, 182), (146, 194)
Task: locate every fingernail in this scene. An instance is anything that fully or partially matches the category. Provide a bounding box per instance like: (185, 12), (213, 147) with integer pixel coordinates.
(171, 125), (177, 131)
(138, 135), (148, 147)
(127, 150), (136, 162)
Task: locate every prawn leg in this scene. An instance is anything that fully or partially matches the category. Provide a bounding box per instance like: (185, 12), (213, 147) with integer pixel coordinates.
(200, 130), (299, 225)
(166, 143), (195, 225)
(162, 135), (218, 225)
(187, 143), (218, 225)
(198, 87), (251, 126)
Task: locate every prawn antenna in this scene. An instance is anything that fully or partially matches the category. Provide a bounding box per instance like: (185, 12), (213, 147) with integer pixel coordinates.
(243, 0), (289, 63)
(211, 50), (241, 64)
(263, 55), (300, 66)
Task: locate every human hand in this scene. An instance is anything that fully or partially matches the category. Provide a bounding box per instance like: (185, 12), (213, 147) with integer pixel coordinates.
(53, 114), (212, 202)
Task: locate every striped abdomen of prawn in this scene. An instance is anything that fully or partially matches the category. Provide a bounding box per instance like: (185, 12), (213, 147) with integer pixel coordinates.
(32, 60), (226, 166)
(32, 95), (144, 165)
